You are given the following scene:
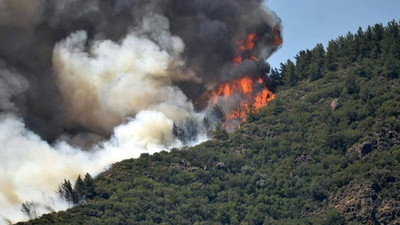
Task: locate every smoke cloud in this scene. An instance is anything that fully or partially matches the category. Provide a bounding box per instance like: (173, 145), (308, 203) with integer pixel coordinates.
(53, 14), (194, 134)
(0, 111), (179, 224)
(0, 62), (29, 113)
(0, 0), (281, 223)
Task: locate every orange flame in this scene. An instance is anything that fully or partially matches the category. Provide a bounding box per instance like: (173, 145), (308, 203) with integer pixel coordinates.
(207, 29), (279, 129)
(271, 25), (282, 46)
(233, 33), (259, 65)
(209, 77), (274, 123)
(239, 33), (258, 51)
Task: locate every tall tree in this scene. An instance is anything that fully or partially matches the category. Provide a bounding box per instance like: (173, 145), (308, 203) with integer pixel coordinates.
(281, 59), (297, 86)
(84, 173), (96, 199)
(295, 50), (312, 79)
(309, 43), (325, 81)
(74, 175), (87, 203)
(57, 179), (76, 204)
(270, 67), (283, 90)
(325, 40), (339, 71)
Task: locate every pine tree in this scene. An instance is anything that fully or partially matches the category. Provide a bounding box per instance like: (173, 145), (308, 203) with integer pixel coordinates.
(57, 179), (76, 204)
(182, 118), (198, 143)
(21, 201), (38, 219)
(343, 32), (357, 63)
(74, 175), (87, 203)
(309, 43), (325, 81)
(212, 104), (225, 122)
(295, 50), (311, 79)
(270, 67), (282, 90)
(84, 173), (95, 199)
(325, 40), (339, 71)
(281, 59), (297, 86)
(203, 117), (212, 136)
(355, 27), (369, 59)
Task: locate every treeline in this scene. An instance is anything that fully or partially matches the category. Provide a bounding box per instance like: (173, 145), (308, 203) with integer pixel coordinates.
(271, 20), (400, 89)
(57, 173), (96, 205)
(18, 20), (400, 225)
(20, 173), (95, 220)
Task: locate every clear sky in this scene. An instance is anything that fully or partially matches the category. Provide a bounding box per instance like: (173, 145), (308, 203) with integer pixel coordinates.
(267, 0), (400, 69)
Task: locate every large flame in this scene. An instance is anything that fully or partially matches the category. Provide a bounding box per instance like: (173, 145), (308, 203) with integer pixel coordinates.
(207, 31), (278, 129)
(209, 77), (274, 124)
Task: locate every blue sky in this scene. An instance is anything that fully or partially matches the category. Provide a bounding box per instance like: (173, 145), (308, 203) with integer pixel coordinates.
(266, 0), (400, 69)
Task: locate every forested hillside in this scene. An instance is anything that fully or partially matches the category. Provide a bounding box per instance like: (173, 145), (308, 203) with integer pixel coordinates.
(19, 21), (400, 225)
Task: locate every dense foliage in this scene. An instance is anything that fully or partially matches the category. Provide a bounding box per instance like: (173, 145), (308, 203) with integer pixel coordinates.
(56, 173), (95, 205)
(19, 20), (400, 225)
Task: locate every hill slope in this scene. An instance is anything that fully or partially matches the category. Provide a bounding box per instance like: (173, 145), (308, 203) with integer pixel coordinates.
(19, 21), (400, 225)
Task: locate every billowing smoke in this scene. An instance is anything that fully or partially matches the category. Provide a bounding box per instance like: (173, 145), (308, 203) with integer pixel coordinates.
(0, 61), (29, 113)
(52, 15), (194, 135)
(0, 0), (281, 223)
(0, 111), (178, 224)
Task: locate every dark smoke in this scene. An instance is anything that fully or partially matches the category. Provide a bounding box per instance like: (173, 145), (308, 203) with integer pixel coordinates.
(0, 0), (281, 142)
(0, 1), (282, 223)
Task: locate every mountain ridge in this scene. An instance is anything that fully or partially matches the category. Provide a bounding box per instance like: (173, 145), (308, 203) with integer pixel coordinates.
(18, 20), (400, 225)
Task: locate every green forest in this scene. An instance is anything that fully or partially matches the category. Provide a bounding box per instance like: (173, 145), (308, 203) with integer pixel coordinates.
(19, 20), (400, 225)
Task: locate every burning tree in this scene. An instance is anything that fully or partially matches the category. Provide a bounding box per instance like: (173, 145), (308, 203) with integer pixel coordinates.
(205, 30), (280, 130)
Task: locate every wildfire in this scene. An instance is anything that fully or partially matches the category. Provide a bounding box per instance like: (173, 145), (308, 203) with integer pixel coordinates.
(271, 25), (283, 46)
(206, 26), (280, 129)
(209, 76), (274, 123)
(233, 33), (259, 65)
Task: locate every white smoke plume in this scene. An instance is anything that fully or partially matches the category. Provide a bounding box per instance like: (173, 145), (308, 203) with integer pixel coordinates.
(0, 110), (184, 224)
(0, 0), (281, 224)
(53, 14), (195, 134)
(0, 14), (200, 225)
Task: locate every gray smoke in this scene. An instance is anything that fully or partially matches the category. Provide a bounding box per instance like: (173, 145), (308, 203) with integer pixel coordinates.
(0, 0), (281, 223)
(0, 61), (29, 113)
(0, 0), (281, 140)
